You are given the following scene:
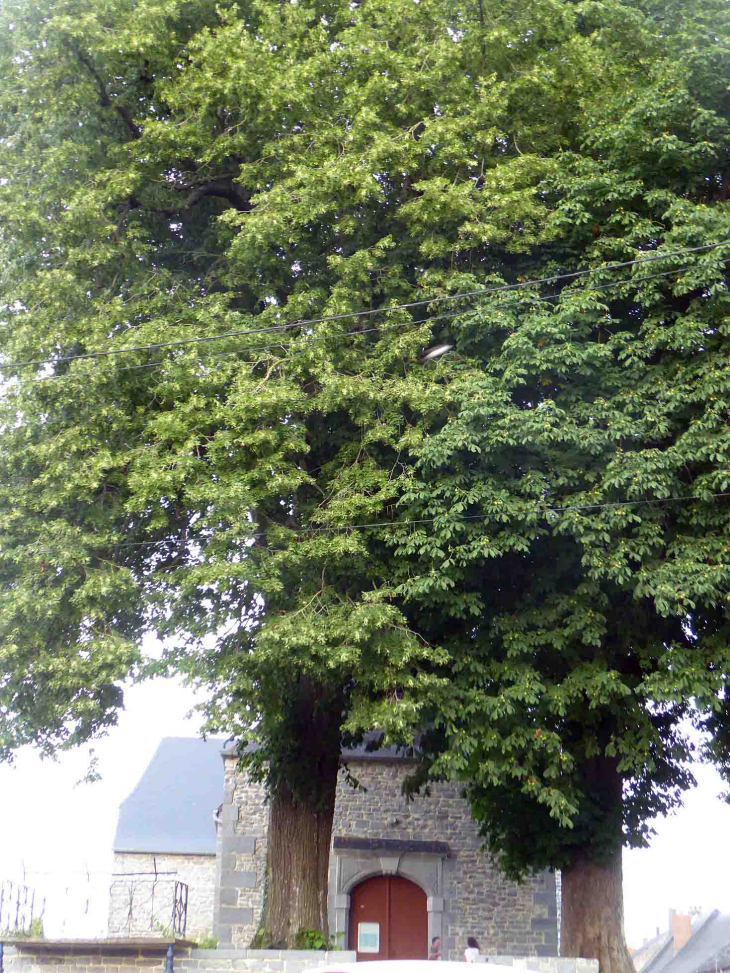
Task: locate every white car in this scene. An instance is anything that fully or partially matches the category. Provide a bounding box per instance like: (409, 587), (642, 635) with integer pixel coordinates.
(314, 963), (515, 973)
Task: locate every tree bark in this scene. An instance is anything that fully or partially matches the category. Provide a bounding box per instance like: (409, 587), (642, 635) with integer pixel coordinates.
(561, 847), (635, 973)
(264, 772), (338, 948)
(262, 676), (343, 949)
(560, 752), (636, 973)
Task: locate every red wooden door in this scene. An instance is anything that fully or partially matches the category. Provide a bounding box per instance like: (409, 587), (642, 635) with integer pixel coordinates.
(348, 875), (428, 961)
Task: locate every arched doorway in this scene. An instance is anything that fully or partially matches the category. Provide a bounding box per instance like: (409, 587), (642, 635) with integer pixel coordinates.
(348, 875), (428, 961)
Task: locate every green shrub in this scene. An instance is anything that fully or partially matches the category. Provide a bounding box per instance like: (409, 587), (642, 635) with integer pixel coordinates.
(249, 930), (274, 949)
(1, 918), (45, 940)
(294, 929), (328, 951)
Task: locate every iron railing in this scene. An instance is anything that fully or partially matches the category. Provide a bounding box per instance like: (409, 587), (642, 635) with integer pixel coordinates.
(108, 868), (188, 938)
(172, 882), (188, 938)
(0, 881), (44, 938)
(1, 864), (188, 941)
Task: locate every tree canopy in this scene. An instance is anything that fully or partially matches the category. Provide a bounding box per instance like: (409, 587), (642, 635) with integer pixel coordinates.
(1, 0), (730, 965)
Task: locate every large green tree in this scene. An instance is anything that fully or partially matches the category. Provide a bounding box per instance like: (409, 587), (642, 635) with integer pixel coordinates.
(387, 6), (730, 970)
(1, 0), (730, 966)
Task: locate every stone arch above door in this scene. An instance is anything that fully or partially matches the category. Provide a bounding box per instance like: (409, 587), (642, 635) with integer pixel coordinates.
(329, 838), (447, 952)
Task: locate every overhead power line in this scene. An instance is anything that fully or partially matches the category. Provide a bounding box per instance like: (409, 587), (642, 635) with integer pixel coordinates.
(306, 490), (730, 534)
(9, 308), (470, 387)
(6, 257), (728, 388)
(1, 239), (728, 374)
(26, 491), (730, 557)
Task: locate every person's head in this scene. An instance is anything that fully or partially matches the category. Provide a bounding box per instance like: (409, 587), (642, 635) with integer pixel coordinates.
(432, 937), (442, 949)
(467, 938), (479, 950)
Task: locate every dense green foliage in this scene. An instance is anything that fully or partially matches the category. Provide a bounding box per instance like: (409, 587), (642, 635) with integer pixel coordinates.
(385, 4), (730, 876)
(1, 0), (730, 913)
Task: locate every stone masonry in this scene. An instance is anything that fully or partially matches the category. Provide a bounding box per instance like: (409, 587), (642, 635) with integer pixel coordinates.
(214, 752), (558, 958)
(330, 760), (557, 957)
(214, 762), (269, 949)
(0, 944), (354, 973)
(1, 944), (598, 973)
(109, 853), (216, 941)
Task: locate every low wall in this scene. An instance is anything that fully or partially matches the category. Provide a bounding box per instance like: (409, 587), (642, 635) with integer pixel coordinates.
(177, 949), (357, 973)
(0, 942), (599, 973)
(0, 944), (354, 973)
(483, 959), (598, 973)
(1, 941), (184, 973)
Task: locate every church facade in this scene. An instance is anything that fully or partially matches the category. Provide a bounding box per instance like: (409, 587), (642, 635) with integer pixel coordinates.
(112, 738), (558, 959)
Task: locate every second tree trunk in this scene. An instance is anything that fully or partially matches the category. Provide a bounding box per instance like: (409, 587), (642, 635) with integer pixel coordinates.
(561, 845), (636, 973)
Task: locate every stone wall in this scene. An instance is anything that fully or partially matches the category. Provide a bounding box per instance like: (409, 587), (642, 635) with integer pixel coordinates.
(483, 960), (597, 973)
(178, 947), (356, 973)
(109, 853), (216, 941)
(331, 760), (556, 958)
(0, 944), (598, 973)
(214, 762), (269, 948)
(0, 945), (354, 973)
(1, 942), (181, 973)
(216, 755), (558, 958)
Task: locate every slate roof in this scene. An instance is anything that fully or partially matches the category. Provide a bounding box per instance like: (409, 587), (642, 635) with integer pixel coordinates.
(223, 731), (419, 762)
(342, 733), (418, 761)
(115, 734), (417, 856)
(113, 737), (226, 855)
(644, 912), (730, 973)
(632, 930), (672, 972)
(646, 929), (689, 973)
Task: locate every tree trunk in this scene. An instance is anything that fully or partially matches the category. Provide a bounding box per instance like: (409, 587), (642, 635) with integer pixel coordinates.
(262, 675), (343, 949)
(561, 846), (635, 973)
(264, 774), (338, 948)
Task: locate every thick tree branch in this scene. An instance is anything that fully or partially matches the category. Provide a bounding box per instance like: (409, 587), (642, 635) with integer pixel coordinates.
(161, 175), (251, 214)
(73, 47), (142, 140)
(119, 175), (251, 223)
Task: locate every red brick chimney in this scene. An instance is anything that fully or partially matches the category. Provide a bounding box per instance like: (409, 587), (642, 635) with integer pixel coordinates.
(670, 910), (692, 953)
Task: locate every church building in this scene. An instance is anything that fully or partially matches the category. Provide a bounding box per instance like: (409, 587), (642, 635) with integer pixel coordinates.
(111, 737), (558, 959)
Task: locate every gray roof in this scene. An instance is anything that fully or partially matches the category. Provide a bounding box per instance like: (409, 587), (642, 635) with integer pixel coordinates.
(113, 737), (226, 855)
(342, 733), (418, 761)
(224, 731), (419, 762)
(632, 930), (672, 972)
(644, 934), (680, 973)
(115, 733), (418, 857)
(644, 912), (730, 973)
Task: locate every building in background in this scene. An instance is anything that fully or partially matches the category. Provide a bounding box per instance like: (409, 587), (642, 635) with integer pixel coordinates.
(631, 910), (730, 973)
(111, 737), (558, 959)
(110, 737), (223, 940)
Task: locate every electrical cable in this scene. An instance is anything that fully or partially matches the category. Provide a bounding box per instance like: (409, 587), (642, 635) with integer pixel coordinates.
(24, 491), (730, 556)
(7, 258), (728, 389)
(1, 239), (728, 373)
(9, 308), (470, 387)
(306, 490), (730, 534)
(6, 250), (730, 550)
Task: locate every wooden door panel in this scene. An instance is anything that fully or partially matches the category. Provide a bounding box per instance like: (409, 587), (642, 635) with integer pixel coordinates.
(348, 875), (427, 961)
(348, 875), (388, 961)
(388, 876), (428, 959)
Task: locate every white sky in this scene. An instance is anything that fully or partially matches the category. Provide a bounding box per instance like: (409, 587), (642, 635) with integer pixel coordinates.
(1, 678), (729, 949)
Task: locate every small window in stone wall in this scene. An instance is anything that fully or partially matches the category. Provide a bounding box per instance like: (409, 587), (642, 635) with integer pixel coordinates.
(358, 922), (380, 953)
